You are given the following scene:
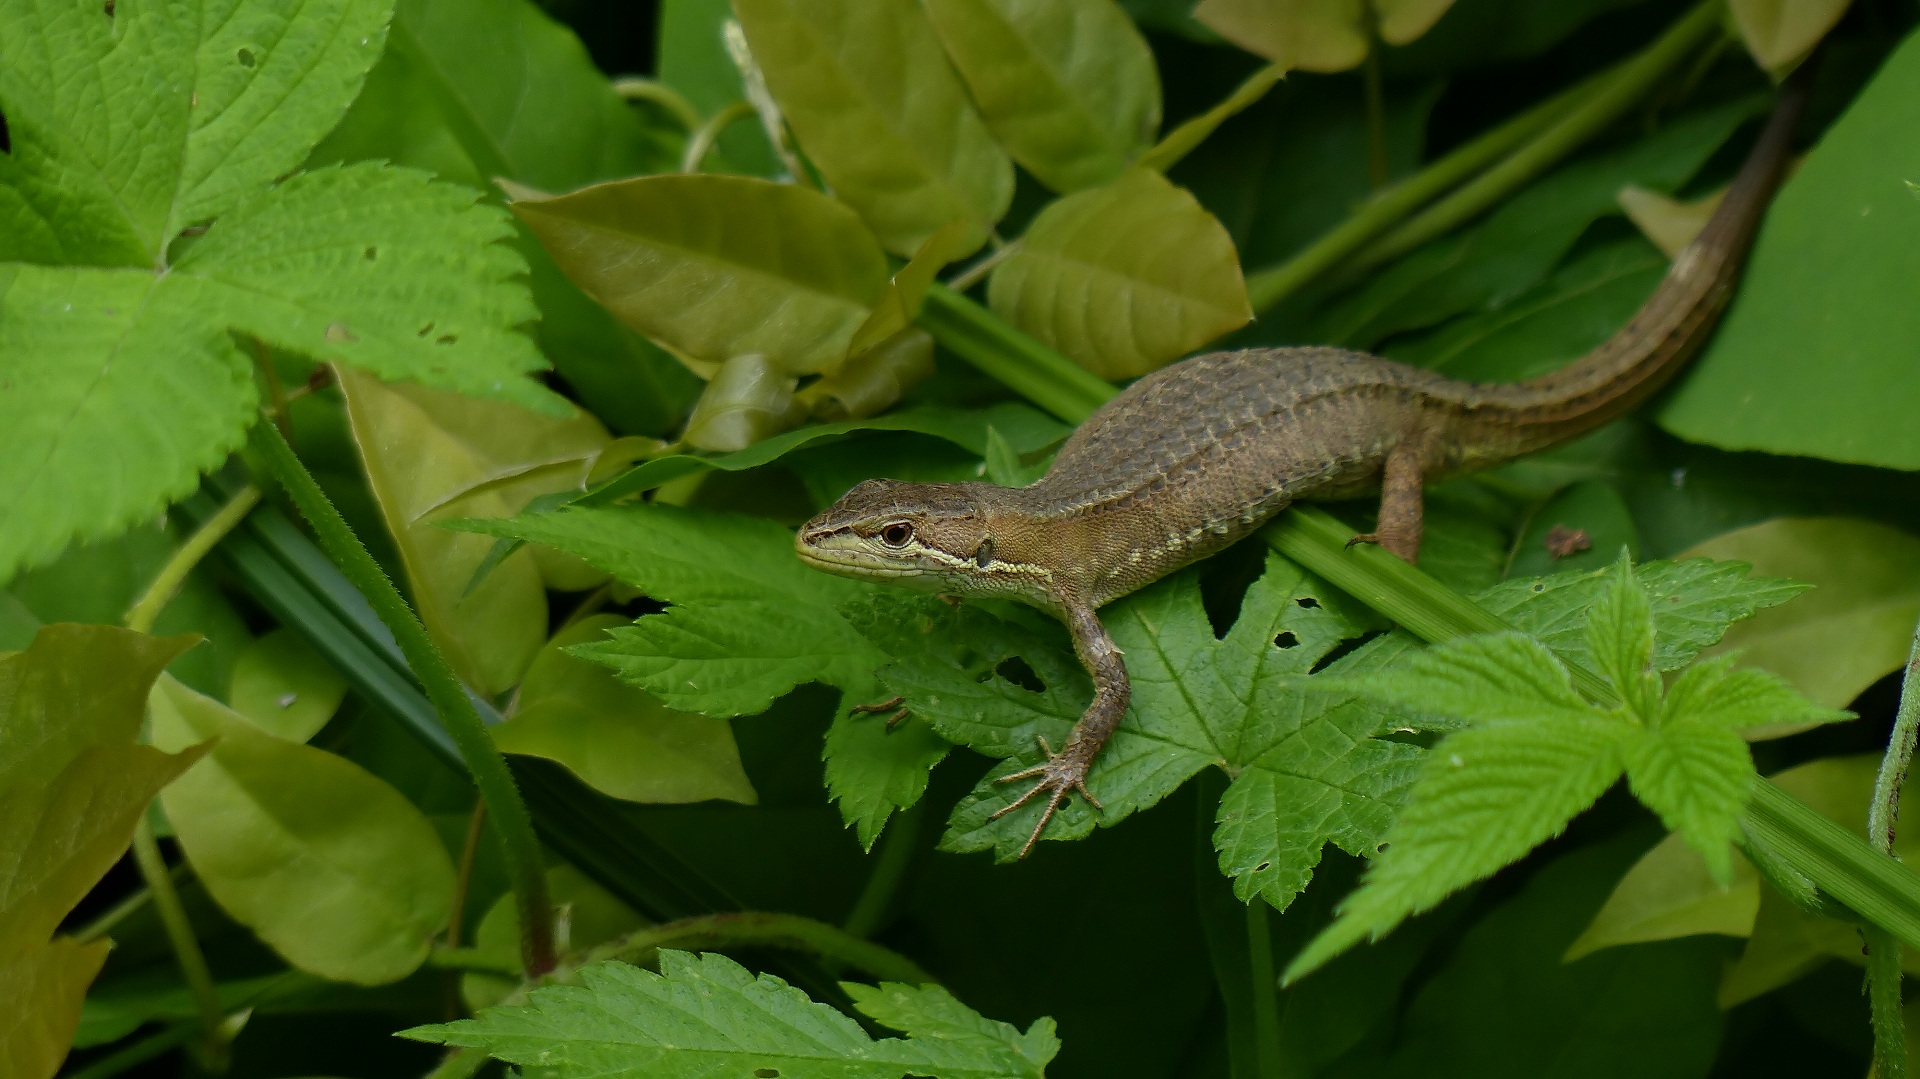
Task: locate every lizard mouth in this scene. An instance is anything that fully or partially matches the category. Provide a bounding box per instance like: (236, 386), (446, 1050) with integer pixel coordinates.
(792, 536), (928, 580)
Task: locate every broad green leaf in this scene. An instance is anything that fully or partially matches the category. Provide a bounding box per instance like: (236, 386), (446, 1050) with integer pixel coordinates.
(150, 675), (456, 985)
(340, 367), (596, 694)
(1194, 0), (1457, 72)
(1618, 183), (1723, 258)
(228, 628), (348, 743)
(0, 626), (203, 961)
(1659, 30), (1920, 468)
(511, 174), (891, 374)
(1504, 478), (1640, 580)
(461, 863), (646, 1011)
(494, 615), (756, 805)
(989, 168), (1251, 378)
(459, 505), (947, 845)
(921, 0), (1161, 192)
(800, 327), (938, 422)
(1681, 517), (1920, 714)
(732, 0), (1014, 255)
(0, 938), (110, 1079)
(0, 0), (389, 265)
(877, 553), (1418, 906)
(681, 353), (804, 453)
(405, 951), (1059, 1078)
(1322, 100), (1757, 351)
(308, 0), (701, 436)
(1368, 839), (1726, 1079)
(1620, 719), (1753, 884)
(1729, 0), (1852, 78)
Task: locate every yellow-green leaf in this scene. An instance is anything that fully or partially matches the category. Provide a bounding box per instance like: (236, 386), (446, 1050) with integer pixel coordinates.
(732, 0), (1014, 256)
(493, 616), (757, 806)
(227, 628), (347, 743)
(150, 675), (455, 985)
(1681, 518), (1920, 722)
(1729, 0), (1852, 78)
(798, 327), (937, 422)
(340, 367), (610, 694)
(1618, 183), (1726, 258)
(921, 0), (1161, 192)
(0, 938), (110, 1079)
(681, 354), (805, 453)
(847, 220), (972, 360)
(512, 175), (891, 374)
(1194, 0), (1457, 72)
(988, 168), (1250, 378)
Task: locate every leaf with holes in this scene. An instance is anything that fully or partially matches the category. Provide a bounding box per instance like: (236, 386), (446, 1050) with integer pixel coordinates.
(0, 0), (554, 581)
(404, 951), (1058, 1079)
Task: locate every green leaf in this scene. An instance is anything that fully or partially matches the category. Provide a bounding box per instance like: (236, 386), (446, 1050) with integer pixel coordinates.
(1503, 478), (1640, 580)
(459, 505), (945, 844)
(1333, 632), (1599, 728)
(1563, 825), (1759, 961)
(0, 937), (110, 1079)
(511, 174), (891, 374)
(681, 352), (805, 453)
(1620, 719), (1754, 884)
(1584, 556), (1658, 716)
(732, 0), (1014, 256)
(461, 864), (646, 1011)
(1681, 517), (1920, 716)
(1194, 0), (1457, 71)
(1659, 30), (1920, 468)
(922, 0), (1161, 192)
(1660, 653), (1852, 734)
(0, 0), (389, 265)
(493, 615), (757, 805)
(227, 628), (348, 742)
(848, 220), (973, 359)
(404, 951), (1059, 1078)
(149, 674), (456, 985)
(1729, 0), (1853, 78)
(989, 167), (1251, 378)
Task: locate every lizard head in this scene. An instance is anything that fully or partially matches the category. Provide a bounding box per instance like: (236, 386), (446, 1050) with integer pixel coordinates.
(795, 478), (1006, 595)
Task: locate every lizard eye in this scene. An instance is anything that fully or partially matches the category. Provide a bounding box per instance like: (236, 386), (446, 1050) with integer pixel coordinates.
(879, 522), (913, 548)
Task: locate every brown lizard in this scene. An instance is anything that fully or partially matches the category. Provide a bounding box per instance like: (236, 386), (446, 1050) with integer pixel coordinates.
(795, 77), (1805, 857)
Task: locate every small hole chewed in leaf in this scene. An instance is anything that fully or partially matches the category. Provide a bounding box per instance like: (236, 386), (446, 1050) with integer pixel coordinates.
(237, 47), (255, 68)
(1295, 596), (1319, 609)
(324, 322), (356, 343)
(436, 334), (458, 345)
(1254, 861), (1271, 872)
(0, 108), (9, 153)
(103, 0), (113, 16)
(417, 321), (435, 337)
(995, 656), (1046, 694)
(755, 1071), (780, 1078)
(1274, 631), (1300, 649)
(364, 246), (378, 261)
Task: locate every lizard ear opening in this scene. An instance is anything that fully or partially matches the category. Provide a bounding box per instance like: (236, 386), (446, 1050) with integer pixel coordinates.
(974, 537), (994, 569)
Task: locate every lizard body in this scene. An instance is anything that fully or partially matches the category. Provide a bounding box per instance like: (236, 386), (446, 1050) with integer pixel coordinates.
(797, 78), (1804, 856)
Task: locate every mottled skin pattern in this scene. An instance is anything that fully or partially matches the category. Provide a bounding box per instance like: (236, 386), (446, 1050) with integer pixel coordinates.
(797, 80), (1804, 857)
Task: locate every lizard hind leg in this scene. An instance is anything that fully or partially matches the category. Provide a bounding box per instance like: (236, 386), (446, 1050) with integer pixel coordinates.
(1346, 437), (1426, 563)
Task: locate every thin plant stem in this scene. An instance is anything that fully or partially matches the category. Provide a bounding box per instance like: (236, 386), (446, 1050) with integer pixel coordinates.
(586, 911), (936, 985)
(446, 801), (488, 948)
(131, 820), (229, 1070)
(1866, 616), (1920, 1075)
(842, 802), (923, 941)
(1362, 2), (1389, 189)
(73, 859), (188, 943)
(1136, 62), (1287, 174)
(420, 1048), (490, 1079)
(1345, 0), (1721, 275)
(252, 339), (291, 439)
(681, 100), (756, 172)
(246, 418), (557, 976)
(124, 484), (262, 635)
(1246, 902), (1283, 1076)
(63, 1022), (194, 1079)
(944, 240), (1022, 294)
(611, 76), (704, 133)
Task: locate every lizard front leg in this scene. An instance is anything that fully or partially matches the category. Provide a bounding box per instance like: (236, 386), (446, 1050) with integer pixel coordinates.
(991, 603), (1129, 859)
(1347, 438), (1425, 563)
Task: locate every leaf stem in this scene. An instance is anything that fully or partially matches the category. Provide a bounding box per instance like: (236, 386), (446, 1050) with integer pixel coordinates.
(1866, 615), (1920, 1074)
(1868, 924), (1910, 1079)
(1246, 902), (1283, 1076)
(1137, 62), (1287, 174)
(611, 76), (705, 134)
(130, 820), (229, 1070)
(919, 284), (1115, 424)
(446, 801), (488, 948)
(245, 419), (558, 976)
(124, 484), (261, 635)
(842, 802), (923, 941)
(63, 1021), (194, 1079)
(681, 100), (757, 173)
(586, 911), (936, 986)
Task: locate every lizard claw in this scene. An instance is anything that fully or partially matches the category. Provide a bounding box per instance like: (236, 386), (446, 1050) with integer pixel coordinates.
(1345, 531), (1380, 549)
(849, 696), (911, 730)
(990, 736), (1102, 859)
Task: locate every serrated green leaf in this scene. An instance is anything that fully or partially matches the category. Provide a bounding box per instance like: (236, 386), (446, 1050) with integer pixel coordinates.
(0, 937), (110, 1079)
(989, 167), (1250, 378)
(1585, 556), (1659, 717)
(405, 951), (1059, 1078)
(1682, 517), (1920, 717)
(1288, 710), (1631, 979)
(1658, 31), (1920, 468)
(227, 628), (348, 742)
(845, 981), (1059, 1077)
(0, 0), (388, 264)
(823, 709), (954, 850)
(493, 615), (757, 805)
(1333, 631), (1598, 728)
(1620, 719), (1753, 884)
(1662, 653), (1852, 734)
(339, 365), (605, 693)
(922, 0), (1161, 192)
(511, 174), (891, 374)
(150, 674), (455, 985)
(733, 0), (1013, 256)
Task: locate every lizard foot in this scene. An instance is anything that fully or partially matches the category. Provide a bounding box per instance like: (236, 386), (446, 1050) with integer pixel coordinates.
(990, 736), (1102, 859)
(849, 695), (910, 729)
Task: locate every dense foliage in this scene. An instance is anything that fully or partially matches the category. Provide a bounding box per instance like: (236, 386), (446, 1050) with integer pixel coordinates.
(7, 0), (1920, 1076)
